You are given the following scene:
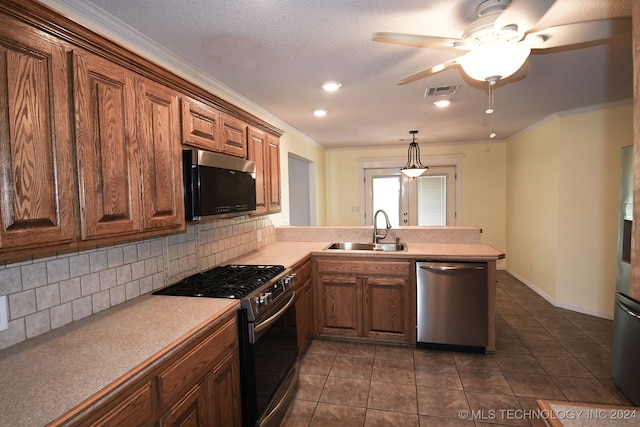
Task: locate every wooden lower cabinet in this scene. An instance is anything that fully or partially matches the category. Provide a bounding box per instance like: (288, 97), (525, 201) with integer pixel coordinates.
(315, 257), (413, 343)
(161, 383), (207, 427)
(91, 382), (154, 427)
(161, 351), (241, 427)
(58, 314), (241, 427)
(206, 352), (242, 426)
(292, 257), (314, 354)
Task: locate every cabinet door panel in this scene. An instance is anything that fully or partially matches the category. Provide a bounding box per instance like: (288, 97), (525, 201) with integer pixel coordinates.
(207, 352), (241, 427)
(160, 383), (206, 427)
(318, 275), (360, 336)
(181, 97), (219, 151)
(219, 113), (247, 157)
(266, 135), (281, 212)
(0, 29), (74, 248)
(363, 276), (410, 341)
(73, 52), (140, 239)
(247, 128), (266, 215)
(137, 78), (184, 231)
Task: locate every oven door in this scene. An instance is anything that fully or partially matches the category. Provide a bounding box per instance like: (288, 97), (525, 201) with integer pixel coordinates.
(239, 289), (299, 427)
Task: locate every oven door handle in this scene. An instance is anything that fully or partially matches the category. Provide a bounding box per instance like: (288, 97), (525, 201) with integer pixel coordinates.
(254, 290), (296, 334)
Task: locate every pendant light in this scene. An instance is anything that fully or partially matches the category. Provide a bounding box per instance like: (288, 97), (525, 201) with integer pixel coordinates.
(401, 130), (428, 178)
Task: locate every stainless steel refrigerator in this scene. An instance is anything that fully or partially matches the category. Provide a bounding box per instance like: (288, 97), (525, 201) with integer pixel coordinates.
(611, 145), (640, 405)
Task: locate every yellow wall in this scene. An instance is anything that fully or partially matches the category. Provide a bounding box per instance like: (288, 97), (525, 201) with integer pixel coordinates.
(276, 132), (327, 226)
(506, 119), (560, 299)
(324, 142), (507, 255)
(506, 103), (633, 317)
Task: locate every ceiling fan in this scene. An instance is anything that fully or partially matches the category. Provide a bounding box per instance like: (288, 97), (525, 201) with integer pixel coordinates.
(373, 0), (630, 85)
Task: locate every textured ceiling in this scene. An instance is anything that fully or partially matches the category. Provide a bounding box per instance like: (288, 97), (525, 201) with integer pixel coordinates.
(51, 0), (633, 148)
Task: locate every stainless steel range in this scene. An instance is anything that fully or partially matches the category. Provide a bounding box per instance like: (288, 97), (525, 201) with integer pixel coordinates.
(154, 264), (299, 427)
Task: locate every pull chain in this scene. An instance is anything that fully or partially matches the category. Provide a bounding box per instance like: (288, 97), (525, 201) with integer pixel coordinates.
(486, 79), (496, 139)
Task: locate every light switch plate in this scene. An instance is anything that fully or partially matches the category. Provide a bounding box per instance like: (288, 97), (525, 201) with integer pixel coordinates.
(0, 296), (8, 331)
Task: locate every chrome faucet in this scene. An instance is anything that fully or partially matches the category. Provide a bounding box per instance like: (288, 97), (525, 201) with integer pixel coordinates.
(373, 209), (392, 243)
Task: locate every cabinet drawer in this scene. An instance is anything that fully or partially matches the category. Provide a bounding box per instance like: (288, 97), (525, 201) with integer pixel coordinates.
(157, 316), (237, 406)
(316, 259), (410, 276)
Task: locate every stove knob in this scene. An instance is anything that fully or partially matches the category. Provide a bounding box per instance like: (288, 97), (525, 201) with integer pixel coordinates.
(259, 292), (272, 305)
(284, 274), (297, 287)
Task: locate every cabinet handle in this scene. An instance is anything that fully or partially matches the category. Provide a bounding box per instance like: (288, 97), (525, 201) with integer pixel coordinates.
(254, 290), (296, 334)
(616, 301), (640, 320)
(419, 265), (485, 271)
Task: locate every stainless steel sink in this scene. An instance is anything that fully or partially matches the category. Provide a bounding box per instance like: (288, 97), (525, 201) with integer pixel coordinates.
(326, 242), (406, 252)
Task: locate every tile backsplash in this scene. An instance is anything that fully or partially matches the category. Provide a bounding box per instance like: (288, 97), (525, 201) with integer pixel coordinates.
(0, 216), (275, 351)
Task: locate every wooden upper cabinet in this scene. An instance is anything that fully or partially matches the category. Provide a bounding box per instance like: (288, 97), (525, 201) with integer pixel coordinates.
(0, 19), (75, 250)
(247, 127), (267, 215)
(248, 127), (281, 215)
(219, 113), (248, 158)
(266, 134), (281, 213)
(181, 97), (219, 152)
(72, 51), (141, 239)
(136, 78), (185, 232)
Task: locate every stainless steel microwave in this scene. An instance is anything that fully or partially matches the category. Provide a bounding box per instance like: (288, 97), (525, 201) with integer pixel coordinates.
(183, 149), (257, 220)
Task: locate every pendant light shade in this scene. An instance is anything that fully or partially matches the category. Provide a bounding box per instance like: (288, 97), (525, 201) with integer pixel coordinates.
(458, 43), (530, 82)
(401, 130), (428, 177)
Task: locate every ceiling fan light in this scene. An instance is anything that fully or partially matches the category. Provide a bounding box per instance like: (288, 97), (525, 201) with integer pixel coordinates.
(459, 43), (531, 81)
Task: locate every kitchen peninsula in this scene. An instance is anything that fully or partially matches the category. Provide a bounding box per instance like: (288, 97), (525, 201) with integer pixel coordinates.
(0, 225), (503, 426)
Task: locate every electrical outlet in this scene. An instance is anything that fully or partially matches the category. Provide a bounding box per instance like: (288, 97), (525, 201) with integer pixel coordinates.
(0, 296), (7, 331)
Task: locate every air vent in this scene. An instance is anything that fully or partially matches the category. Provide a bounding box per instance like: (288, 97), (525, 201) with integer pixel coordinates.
(424, 85), (461, 98)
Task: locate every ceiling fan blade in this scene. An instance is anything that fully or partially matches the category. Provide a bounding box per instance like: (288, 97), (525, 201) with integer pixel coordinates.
(373, 31), (467, 50)
(397, 58), (461, 85)
(525, 18), (631, 50)
(495, 0), (556, 35)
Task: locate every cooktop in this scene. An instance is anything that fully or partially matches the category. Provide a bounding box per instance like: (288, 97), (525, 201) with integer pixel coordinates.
(153, 264), (286, 299)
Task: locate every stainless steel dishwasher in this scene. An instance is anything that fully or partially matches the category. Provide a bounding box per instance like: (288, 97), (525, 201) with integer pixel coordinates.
(416, 261), (488, 352)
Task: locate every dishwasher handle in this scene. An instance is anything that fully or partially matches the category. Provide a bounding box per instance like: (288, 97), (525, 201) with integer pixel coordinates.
(419, 264), (485, 272)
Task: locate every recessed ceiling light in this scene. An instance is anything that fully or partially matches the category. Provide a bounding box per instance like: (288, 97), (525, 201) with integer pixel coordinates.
(433, 99), (451, 108)
(322, 81), (342, 92)
(313, 109), (328, 117)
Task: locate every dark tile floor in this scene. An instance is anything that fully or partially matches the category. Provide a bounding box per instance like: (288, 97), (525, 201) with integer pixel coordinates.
(281, 271), (633, 426)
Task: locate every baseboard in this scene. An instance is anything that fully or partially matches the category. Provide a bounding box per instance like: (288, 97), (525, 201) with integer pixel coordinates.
(504, 269), (613, 320)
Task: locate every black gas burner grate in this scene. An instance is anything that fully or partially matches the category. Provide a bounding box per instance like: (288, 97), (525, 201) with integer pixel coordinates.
(153, 264), (285, 298)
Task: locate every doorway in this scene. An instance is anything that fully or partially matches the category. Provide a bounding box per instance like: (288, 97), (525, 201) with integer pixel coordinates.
(365, 166), (457, 226)
(359, 154), (463, 227)
(288, 154), (316, 225)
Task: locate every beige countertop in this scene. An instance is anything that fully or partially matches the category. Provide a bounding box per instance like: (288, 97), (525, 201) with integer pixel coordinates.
(232, 241), (505, 264)
(0, 239), (503, 426)
(0, 295), (238, 427)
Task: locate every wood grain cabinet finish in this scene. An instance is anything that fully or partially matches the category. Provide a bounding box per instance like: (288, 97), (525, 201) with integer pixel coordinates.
(266, 134), (281, 213)
(73, 51), (141, 239)
(219, 113), (247, 158)
(315, 258), (413, 343)
(136, 78), (185, 232)
(54, 314), (241, 427)
(248, 127), (281, 215)
(248, 127), (267, 214)
(206, 352), (242, 427)
(89, 382), (154, 427)
(0, 17), (75, 250)
(293, 258), (313, 354)
(160, 383), (207, 427)
(181, 97), (220, 152)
